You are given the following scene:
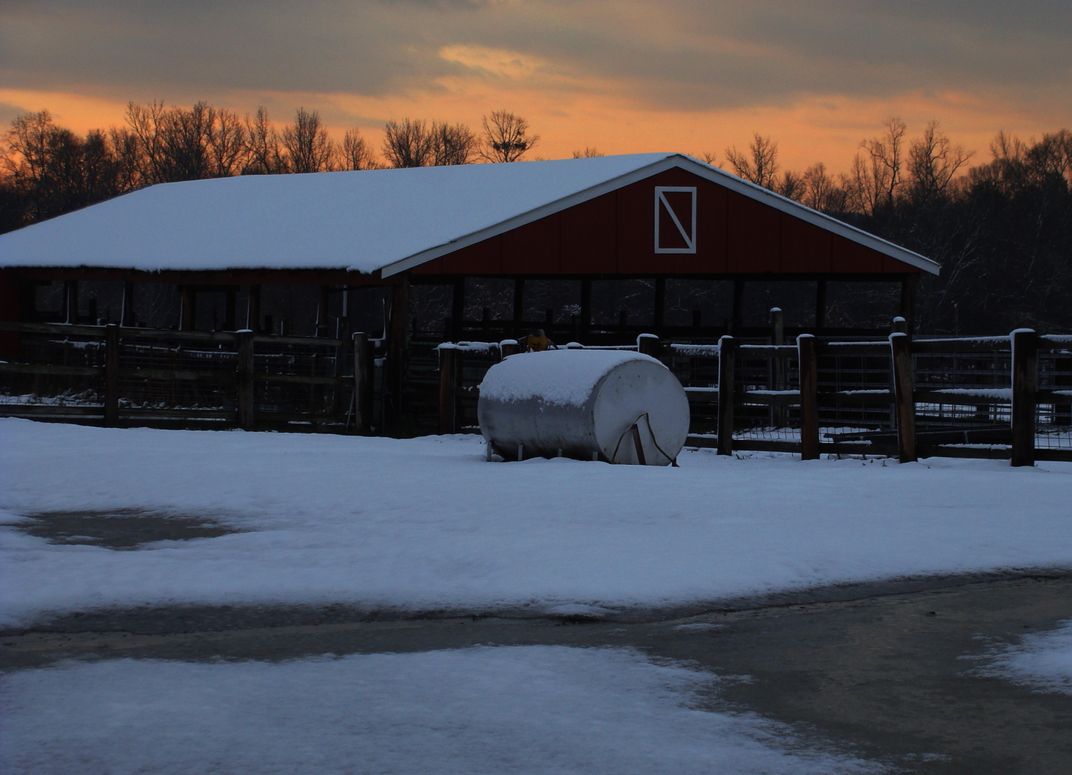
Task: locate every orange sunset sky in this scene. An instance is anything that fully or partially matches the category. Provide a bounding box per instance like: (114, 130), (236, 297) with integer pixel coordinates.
(2, 1), (1070, 173)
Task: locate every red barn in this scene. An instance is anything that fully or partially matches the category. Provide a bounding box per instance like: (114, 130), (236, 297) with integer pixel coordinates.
(0, 153), (938, 430)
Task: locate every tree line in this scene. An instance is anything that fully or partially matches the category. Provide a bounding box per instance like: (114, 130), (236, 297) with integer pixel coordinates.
(710, 121), (1072, 332)
(0, 103), (538, 229)
(1, 101), (1069, 332)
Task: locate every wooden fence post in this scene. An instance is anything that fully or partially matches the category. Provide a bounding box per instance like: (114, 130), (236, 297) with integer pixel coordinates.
(797, 334), (819, 460)
(717, 335), (736, 455)
(1011, 328), (1038, 467)
(353, 332), (372, 434)
(237, 330), (255, 430)
(889, 332), (917, 463)
(438, 346), (459, 435)
(500, 340), (521, 360)
(637, 333), (660, 357)
(104, 323), (120, 426)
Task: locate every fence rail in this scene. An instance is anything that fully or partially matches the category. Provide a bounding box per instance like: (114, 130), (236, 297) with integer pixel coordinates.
(0, 321), (379, 432)
(434, 320), (1072, 466)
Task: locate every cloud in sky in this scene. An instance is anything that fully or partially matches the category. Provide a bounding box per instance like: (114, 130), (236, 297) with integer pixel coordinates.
(1, 0), (1069, 168)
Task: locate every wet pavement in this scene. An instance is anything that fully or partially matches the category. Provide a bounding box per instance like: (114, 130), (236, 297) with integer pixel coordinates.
(18, 509), (240, 549)
(2, 574), (1070, 773)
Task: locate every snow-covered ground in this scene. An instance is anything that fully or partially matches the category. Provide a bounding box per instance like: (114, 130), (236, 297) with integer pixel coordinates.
(971, 620), (1072, 696)
(1, 418), (1070, 626)
(0, 646), (877, 774)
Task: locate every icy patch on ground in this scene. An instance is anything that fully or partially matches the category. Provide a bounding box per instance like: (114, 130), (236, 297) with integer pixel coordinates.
(0, 646), (877, 774)
(971, 620), (1072, 696)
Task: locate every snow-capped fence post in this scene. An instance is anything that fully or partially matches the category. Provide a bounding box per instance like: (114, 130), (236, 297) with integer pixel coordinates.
(797, 334), (819, 460)
(716, 335), (736, 455)
(352, 332), (372, 434)
(1011, 329), (1038, 467)
(236, 330), (255, 430)
(103, 323), (120, 426)
(889, 332), (917, 463)
(637, 333), (660, 358)
(438, 346), (459, 435)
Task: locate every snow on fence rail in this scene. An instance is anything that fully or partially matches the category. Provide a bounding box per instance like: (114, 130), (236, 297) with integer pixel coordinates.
(435, 324), (1072, 466)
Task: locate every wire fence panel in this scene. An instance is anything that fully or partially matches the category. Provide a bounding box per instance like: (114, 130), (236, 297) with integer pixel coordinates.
(1038, 342), (1072, 450)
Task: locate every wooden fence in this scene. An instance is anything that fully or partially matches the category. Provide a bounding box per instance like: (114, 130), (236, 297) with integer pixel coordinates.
(0, 321), (380, 432)
(435, 324), (1072, 466)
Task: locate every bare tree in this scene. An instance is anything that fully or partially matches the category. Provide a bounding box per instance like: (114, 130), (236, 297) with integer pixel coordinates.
(125, 101), (252, 181)
(724, 133), (779, 189)
(206, 107), (248, 177)
(571, 147), (604, 158)
(244, 107), (284, 175)
(852, 117), (907, 212)
(2, 110), (123, 221)
(907, 121), (973, 202)
(480, 110), (538, 163)
(338, 128), (377, 170)
(776, 170), (805, 201)
(281, 108), (335, 173)
(383, 118), (434, 168)
(801, 162), (839, 211)
(430, 121), (477, 166)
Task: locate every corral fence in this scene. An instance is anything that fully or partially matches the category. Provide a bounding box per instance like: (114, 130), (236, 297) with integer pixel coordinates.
(0, 321), (383, 432)
(435, 315), (1072, 466)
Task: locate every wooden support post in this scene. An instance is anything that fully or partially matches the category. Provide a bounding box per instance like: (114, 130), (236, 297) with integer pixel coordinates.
(889, 332), (917, 463)
(246, 284), (261, 331)
(717, 335), (736, 455)
(512, 278), (524, 331)
(438, 346), (459, 435)
(653, 277), (666, 332)
(387, 278), (409, 431)
(179, 286), (194, 331)
(637, 333), (660, 358)
(64, 280), (78, 324)
(815, 280), (828, 332)
(236, 330), (255, 430)
(353, 332), (372, 434)
(899, 275), (919, 330)
(225, 287), (237, 331)
(104, 323), (120, 426)
(120, 281), (135, 327)
(316, 285), (331, 337)
(770, 306), (785, 427)
(580, 278), (592, 339)
(450, 277), (465, 342)
(1011, 328), (1038, 467)
(730, 280), (744, 333)
(798, 334), (820, 460)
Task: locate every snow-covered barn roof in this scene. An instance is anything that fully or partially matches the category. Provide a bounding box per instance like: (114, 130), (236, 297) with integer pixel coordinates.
(0, 153), (939, 276)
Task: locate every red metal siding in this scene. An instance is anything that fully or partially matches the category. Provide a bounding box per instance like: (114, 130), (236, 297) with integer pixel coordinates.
(424, 167), (917, 277)
(559, 192), (617, 274)
(726, 191), (780, 273)
(501, 215), (560, 273)
(779, 213), (833, 273)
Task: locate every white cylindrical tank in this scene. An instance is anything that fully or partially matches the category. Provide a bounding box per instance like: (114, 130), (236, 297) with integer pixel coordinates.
(477, 350), (690, 465)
